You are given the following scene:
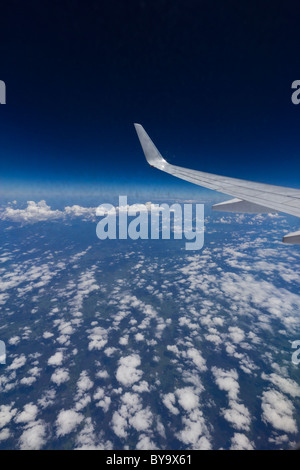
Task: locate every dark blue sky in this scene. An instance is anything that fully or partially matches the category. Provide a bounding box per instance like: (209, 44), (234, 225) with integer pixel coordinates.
(1, 0), (300, 193)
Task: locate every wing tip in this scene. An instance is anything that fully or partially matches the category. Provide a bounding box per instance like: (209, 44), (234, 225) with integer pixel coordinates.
(134, 123), (168, 169)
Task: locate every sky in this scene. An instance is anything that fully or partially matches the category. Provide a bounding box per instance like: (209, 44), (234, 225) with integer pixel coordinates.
(1, 0), (300, 194)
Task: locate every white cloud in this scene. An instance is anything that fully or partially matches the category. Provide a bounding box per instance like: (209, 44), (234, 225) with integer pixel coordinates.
(51, 368), (70, 386)
(48, 351), (63, 367)
(8, 336), (21, 346)
(76, 371), (94, 393)
(212, 367), (240, 401)
(0, 201), (97, 224)
(88, 326), (108, 351)
(186, 348), (207, 372)
(261, 389), (298, 434)
(8, 354), (26, 371)
(262, 373), (300, 398)
(162, 393), (179, 415)
(136, 434), (157, 450)
(56, 409), (84, 437)
(176, 387), (199, 411)
(0, 428), (10, 441)
(0, 404), (17, 428)
(19, 420), (47, 450)
(116, 354), (143, 387)
(15, 403), (38, 424)
(230, 433), (254, 450)
(228, 326), (245, 344)
(176, 409), (211, 450)
(0, 201), (63, 223)
(43, 332), (54, 339)
(222, 400), (251, 431)
(111, 392), (153, 440)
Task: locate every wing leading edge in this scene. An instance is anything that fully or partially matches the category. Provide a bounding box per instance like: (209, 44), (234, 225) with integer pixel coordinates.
(134, 123), (300, 245)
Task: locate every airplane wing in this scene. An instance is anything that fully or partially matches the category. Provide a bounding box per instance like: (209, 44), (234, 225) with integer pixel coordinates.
(134, 123), (300, 244)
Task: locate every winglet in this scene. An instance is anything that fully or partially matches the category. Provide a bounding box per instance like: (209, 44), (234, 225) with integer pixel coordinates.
(282, 230), (300, 244)
(134, 123), (168, 170)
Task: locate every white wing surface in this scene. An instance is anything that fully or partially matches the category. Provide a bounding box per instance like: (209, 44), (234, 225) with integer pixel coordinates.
(134, 123), (300, 244)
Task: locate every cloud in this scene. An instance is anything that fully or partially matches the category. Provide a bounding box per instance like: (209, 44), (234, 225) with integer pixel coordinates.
(0, 201), (97, 224)
(87, 326), (108, 351)
(75, 417), (112, 450)
(15, 403), (38, 424)
(185, 348), (207, 372)
(111, 411), (128, 439)
(0, 200), (166, 225)
(176, 409), (211, 450)
(0, 404), (17, 428)
(228, 326), (245, 344)
(56, 409), (84, 437)
(8, 336), (21, 346)
(136, 434), (157, 450)
(48, 351), (64, 367)
(230, 433), (254, 450)
(262, 373), (300, 398)
(222, 401), (251, 431)
(76, 371), (94, 394)
(51, 368), (70, 386)
(129, 408), (153, 432)
(8, 354), (26, 371)
(0, 201), (63, 223)
(19, 420), (47, 450)
(0, 428), (10, 442)
(212, 367), (240, 401)
(110, 392), (153, 441)
(176, 387), (199, 411)
(261, 389), (298, 434)
(135, 333), (144, 342)
(116, 354), (143, 387)
(162, 393), (179, 415)
(132, 381), (150, 393)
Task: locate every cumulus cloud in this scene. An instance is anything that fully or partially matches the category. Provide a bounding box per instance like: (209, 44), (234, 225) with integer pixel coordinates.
(0, 404), (17, 428)
(228, 326), (245, 344)
(116, 354), (143, 387)
(0, 201), (97, 224)
(8, 354), (26, 371)
(56, 409), (84, 437)
(87, 326), (108, 351)
(230, 433), (254, 450)
(51, 368), (70, 386)
(8, 336), (21, 346)
(15, 403), (38, 424)
(176, 387), (199, 412)
(162, 393), (179, 415)
(48, 351), (64, 367)
(75, 417), (112, 450)
(185, 348), (207, 372)
(76, 371), (94, 394)
(176, 409), (211, 450)
(0, 201), (63, 223)
(19, 421), (47, 450)
(222, 401), (251, 431)
(94, 387), (111, 413)
(262, 373), (300, 398)
(0, 428), (10, 442)
(111, 392), (153, 440)
(261, 389), (298, 434)
(212, 367), (240, 401)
